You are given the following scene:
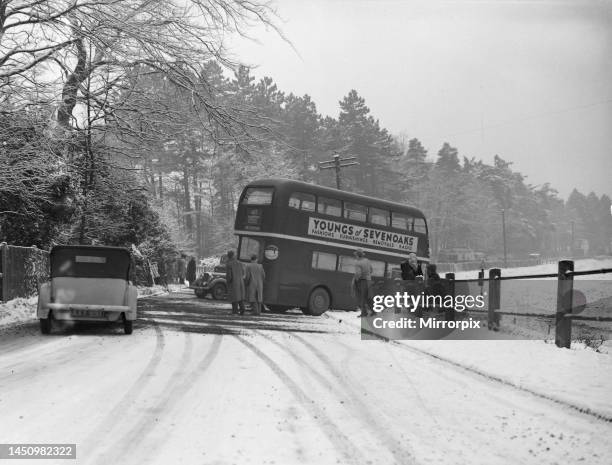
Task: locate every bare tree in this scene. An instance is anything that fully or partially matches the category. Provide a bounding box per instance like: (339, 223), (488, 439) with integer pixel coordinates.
(1, 0), (279, 129)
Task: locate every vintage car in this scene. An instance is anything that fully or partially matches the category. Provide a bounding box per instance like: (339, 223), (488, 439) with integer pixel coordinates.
(37, 245), (138, 334)
(191, 271), (227, 300)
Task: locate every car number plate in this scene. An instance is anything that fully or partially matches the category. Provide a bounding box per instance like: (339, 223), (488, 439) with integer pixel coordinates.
(71, 309), (104, 318)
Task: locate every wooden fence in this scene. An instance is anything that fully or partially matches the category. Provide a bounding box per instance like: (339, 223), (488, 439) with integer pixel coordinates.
(450, 261), (612, 348)
(0, 243), (50, 302)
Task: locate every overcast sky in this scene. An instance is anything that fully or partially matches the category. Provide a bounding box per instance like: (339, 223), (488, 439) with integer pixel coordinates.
(229, 0), (612, 200)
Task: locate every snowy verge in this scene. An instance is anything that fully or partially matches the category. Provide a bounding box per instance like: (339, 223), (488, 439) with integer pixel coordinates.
(0, 285), (178, 330)
(326, 311), (612, 421)
(0, 296), (38, 328)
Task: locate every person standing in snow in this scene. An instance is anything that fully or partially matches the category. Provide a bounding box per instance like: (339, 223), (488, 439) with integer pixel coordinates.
(177, 254), (187, 285)
(226, 250), (246, 315)
(186, 256), (196, 285)
(400, 253), (423, 281)
(352, 249), (373, 317)
(244, 254), (265, 316)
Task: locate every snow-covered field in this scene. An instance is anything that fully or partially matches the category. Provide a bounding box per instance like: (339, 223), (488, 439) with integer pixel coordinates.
(455, 257), (612, 280)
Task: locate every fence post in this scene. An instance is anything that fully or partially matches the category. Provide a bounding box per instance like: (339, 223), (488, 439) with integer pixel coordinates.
(488, 268), (501, 330)
(0, 243), (6, 302)
(555, 260), (574, 348)
(444, 272), (455, 321)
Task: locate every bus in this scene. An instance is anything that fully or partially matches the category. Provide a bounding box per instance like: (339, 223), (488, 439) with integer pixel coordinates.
(234, 178), (430, 315)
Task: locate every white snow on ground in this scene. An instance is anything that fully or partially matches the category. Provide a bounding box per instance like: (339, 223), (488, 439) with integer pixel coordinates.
(328, 311), (612, 420)
(0, 285), (187, 329)
(0, 296), (37, 327)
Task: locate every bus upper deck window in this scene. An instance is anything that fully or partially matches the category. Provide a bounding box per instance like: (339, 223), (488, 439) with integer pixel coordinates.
(414, 218), (427, 234)
(317, 197), (342, 217)
(370, 207), (390, 226)
(391, 212), (411, 230)
(344, 202), (367, 222)
(242, 187), (274, 205)
(289, 192), (316, 211)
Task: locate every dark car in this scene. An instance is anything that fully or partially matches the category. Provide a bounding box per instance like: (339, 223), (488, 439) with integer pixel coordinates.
(191, 271), (227, 300)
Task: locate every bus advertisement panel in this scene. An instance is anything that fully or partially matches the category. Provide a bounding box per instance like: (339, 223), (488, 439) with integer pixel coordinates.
(234, 179), (429, 316)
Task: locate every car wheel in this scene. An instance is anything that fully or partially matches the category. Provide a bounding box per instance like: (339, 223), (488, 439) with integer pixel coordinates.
(40, 313), (52, 334)
(211, 283), (227, 301)
(307, 287), (331, 316)
(123, 314), (133, 335)
(194, 289), (205, 299)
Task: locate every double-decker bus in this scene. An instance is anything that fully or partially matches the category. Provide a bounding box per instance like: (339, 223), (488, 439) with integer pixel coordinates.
(234, 179), (429, 315)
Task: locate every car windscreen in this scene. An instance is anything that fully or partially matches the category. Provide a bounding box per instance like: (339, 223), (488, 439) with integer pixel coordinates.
(50, 248), (130, 279)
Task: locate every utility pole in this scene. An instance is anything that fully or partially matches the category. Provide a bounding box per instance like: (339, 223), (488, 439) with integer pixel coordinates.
(501, 209), (507, 267)
(570, 220), (575, 257)
(319, 153), (359, 190)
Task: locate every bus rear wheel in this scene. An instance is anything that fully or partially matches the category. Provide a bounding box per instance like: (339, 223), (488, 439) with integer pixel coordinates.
(268, 305), (290, 313)
(307, 287), (330, 316)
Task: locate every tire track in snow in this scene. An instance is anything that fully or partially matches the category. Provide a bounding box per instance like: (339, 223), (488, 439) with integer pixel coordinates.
(88, 330), (195, 465)
(92, 333), (222, 465)
(263, 331), (418, 465)
(235, 334), (363, 465)
(130, 333), (223, 465)
(80, 322), (165, 455)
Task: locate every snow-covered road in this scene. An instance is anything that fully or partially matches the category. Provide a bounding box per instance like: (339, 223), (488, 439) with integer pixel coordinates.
(1, 290), (611, 465)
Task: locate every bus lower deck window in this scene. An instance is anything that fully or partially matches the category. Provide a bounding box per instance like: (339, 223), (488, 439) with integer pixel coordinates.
(239, 237), (262, 260)
(312, 251), (336, 270)
(338, 255), (356, 273)
(370, 260), (386, 277)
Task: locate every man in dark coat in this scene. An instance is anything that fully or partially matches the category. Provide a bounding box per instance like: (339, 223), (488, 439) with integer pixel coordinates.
(244, 254), (265, 316)
(177, 254), (187, 284)
(352, 249), (373, 317)
(400, 253), (423, 280)
(226, 250), (246, 314)
(186, 257), (196, 285)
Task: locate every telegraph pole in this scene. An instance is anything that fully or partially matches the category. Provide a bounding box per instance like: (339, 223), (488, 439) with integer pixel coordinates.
(318, 153), (359, 190)
(570, 220), (575, 257)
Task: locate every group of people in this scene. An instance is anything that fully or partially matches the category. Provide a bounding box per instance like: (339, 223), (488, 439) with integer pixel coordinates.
(176, 254), (197, 285)
(225, 250), (266, 315)
(352, 249), (440, 317)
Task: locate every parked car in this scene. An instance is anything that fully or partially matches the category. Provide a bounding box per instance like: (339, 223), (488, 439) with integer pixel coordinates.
(37, 245), (137, 334)
(191, 271), (227, 300)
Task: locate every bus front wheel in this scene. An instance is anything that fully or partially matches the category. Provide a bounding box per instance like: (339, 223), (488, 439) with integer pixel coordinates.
(307, 287), (330, 316)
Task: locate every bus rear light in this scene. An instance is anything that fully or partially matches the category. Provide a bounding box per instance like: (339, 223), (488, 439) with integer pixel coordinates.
(264, 245), (279, 260)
